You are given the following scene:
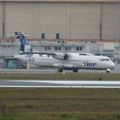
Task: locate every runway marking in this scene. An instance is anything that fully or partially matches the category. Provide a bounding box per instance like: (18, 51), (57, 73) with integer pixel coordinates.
(0, 85), (120, 88)
(0, 80), (120, 88)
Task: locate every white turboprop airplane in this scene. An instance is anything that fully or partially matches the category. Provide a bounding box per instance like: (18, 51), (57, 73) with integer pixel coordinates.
(14, 32), (115, 73)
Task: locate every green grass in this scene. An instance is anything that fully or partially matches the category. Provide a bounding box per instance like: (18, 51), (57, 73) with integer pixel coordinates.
(3, 112), (120, 120)
(0, 89), (120, 119)
(0, 72), (120, 80)
(0, 72), (120, 119)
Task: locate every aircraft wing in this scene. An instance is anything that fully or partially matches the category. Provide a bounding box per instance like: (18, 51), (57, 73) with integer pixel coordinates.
(24, 50), (70, 60)
(53, 63), (76, 68)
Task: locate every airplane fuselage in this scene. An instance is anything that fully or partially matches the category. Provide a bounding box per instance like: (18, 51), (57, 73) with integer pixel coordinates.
(15, 53), (115, 72)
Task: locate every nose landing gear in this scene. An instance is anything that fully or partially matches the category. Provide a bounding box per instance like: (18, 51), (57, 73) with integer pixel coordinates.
(106, 69), (111, 73)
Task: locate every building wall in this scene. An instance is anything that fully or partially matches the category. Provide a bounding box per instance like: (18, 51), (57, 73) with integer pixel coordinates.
(102, 3), (119, 40)
(0, 2), (119, 40)
(0, 3), (3, 38)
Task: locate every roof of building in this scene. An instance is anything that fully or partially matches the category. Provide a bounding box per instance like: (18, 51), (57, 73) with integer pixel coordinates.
(0, 0), (119, 3)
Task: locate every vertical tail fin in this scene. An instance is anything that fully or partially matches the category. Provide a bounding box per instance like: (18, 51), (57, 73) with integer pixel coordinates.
(15, 32), (31, 53)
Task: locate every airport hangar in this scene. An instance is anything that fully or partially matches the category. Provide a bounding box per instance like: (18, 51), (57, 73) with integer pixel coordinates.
(0, 0), (119, 68)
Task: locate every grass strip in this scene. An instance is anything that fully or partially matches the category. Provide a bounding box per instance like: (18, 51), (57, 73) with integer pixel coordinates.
(0, 72), (120, 80)
(0, 88), (120, 119)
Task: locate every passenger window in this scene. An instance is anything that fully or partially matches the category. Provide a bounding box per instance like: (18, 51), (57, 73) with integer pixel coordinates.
(106, 59), (109, 61)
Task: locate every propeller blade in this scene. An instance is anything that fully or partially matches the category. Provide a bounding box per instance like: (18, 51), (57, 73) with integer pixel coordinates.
(64, 53), (69, 60)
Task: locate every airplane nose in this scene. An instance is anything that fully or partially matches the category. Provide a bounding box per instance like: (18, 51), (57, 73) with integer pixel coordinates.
(111, 61), (115, 66)
(112, 62), (115, 67)
(110, 62), (115, 69)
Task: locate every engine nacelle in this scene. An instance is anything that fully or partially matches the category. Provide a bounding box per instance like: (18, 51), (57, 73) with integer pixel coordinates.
(53, 53), (69, 60)
(32, 54), (40, 58)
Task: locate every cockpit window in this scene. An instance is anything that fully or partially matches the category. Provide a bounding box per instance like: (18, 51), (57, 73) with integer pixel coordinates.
(100, 58), (110, 61)
(106, 59), (109, 61)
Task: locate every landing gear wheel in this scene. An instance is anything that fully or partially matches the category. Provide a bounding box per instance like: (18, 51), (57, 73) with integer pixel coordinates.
(106, 69), (111, 73)
(73, 68), (78, 72)
(57, 68), (63, 72)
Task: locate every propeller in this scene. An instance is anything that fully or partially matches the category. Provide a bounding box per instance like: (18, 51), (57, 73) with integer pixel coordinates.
(64, 53), (69, 60)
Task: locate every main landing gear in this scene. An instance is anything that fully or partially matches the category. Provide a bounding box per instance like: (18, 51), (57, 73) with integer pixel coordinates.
(72, 67), (78, 72)
(57, 68), (63, 72)
(57, 67), (78, 73)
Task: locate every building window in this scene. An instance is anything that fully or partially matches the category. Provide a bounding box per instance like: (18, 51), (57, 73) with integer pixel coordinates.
(56, 33), (60, 39)
(80, 46), (83, 50)
(76, 46), (79, 51)
(55, 46), (61, 51)
(76, 46), (83, 51)
(65, 46), (71, 51)
(45, 46), (51, 51)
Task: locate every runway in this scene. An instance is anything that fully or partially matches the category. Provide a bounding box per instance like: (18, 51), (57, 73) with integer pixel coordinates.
(0, 80), (120, 88)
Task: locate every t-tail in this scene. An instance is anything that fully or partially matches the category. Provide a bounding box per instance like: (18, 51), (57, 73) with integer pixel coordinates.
(15, 32), (31, 54)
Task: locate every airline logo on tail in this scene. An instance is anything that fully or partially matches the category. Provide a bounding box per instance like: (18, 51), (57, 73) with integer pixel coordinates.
(15, 32), (31, 53)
